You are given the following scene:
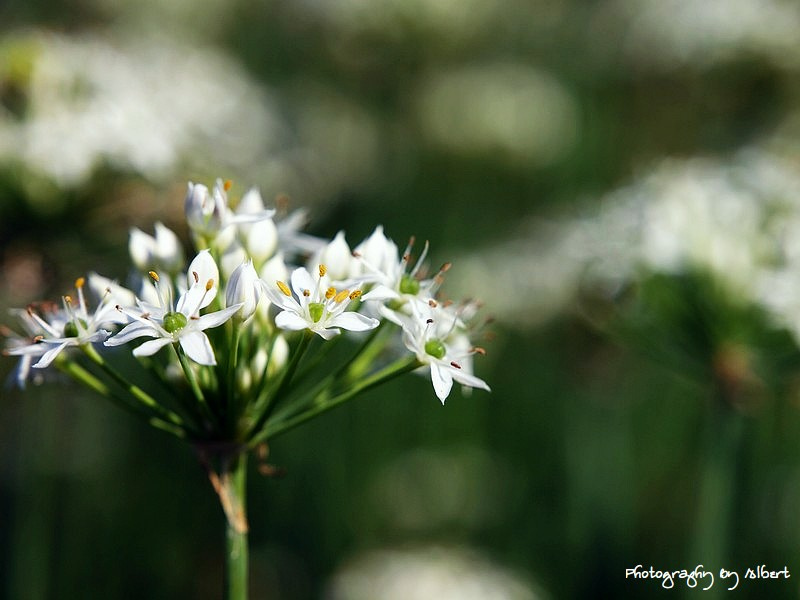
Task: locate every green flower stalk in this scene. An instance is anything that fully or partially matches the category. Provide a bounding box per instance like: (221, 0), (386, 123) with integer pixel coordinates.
(2, 178), (491, 599)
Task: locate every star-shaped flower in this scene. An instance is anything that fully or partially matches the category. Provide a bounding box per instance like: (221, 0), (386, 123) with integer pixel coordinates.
(397, 300), (490, 403)
(105, 264), (241, 366)
(264, 265), (379, 340)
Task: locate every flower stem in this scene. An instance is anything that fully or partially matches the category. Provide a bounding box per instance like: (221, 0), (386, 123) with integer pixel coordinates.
(81, 343), (184, 428)
(173, 344), (217, 429)
(254, 356), (420, 444)
(222, 454), (249, 600)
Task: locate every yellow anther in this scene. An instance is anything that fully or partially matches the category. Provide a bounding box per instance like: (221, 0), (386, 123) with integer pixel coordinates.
(224, 179), (233, 191)
(276, 281), (292, 297)
(64, 295), (73, 304)
(75, 277), (85, 289)
(205, 279), (214, 291)
(319, 264), (327, 277)
(349, 290), (362, 300)
(303, 289), (310, 297)
(325, 287), (336, 299)
(334, 289), (350, 303)
(149, 271), (160, 282)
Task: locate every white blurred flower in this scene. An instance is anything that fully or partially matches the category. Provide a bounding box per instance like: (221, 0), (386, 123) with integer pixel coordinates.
(128, 222), (184, 274)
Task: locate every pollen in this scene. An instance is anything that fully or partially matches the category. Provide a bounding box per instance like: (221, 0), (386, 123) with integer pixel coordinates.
(349, 290), (362, 300)
(75, 277), (85, 289)
(224, 179), (233, 191)
(319, 264), (327, 277)
(149, 271), (160, 282)
(276, 281), (292, 297)
(325, 287), (336, 299)
(334, 289), (350, 303)
(205, 279), (214, 291)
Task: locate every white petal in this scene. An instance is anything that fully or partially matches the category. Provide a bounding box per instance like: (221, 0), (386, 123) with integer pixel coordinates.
(104, 322), (158, 346)
(133, 337), (174, 357)
(275, 311), (310, 331)
(186, 250), (219, 307)
(33, 342), (71, 368)
(129, 227), (155, 271)
(290, 267), (315, 297)
(450, 368), (491, 392)
(194, 304), (243, 331)
(329, 312), (379, 332)
(314, 327), (341, 340)
(361, 285), (399, 303)
(430, 363), (454, 404)
(180, 331), (216, 365)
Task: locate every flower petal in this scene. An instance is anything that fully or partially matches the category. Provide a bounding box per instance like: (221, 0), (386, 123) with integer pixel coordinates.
(194, 304), (243, 331)
(290, 267), (315, 298)
(33, 342), (71, 368)
(329, 311), (380, 332)
(104, 322), (158, 346)
(133, 337), (174, 357)
(313, 327), (340, 340)
(275, 311), (310, 331)
(430, 363), (454, 404)
(450, 369), (491, 393)
(179, 331), (216, 365)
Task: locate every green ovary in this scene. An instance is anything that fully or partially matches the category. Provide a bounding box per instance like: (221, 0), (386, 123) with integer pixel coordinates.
(424, 339), (446, 359)
(63, 318), (88, 338)
(399, 274), (420, 295)
(163, 312), (188, 333)
(309, 302), (324, 323)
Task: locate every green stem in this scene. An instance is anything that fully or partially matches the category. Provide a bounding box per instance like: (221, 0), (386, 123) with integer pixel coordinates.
(226, 325), (244, 432)
(56, 358), (185, 438)
(82, 343), (184, 427)
(173, 345), (216, 429)
(247, 331), (313, 440)
(254, 356), (420, 444)
(223, 454), (248, 600)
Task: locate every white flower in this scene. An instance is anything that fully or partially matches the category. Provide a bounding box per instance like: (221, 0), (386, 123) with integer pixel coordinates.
(226, 260), (262, 321)
(6, 277), (123, 369)
(264, 265), (379, 340)
(309, 231), (353, 281)
(105, 268), (241, 366)
(185, 179), (275, 243)
(398, 301), (489, 403)
(235, 187), (279, 264)
(128, 222), (184, 274)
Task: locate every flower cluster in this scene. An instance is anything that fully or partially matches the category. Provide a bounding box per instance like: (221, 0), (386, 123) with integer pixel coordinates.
(3, 179), (490, 446)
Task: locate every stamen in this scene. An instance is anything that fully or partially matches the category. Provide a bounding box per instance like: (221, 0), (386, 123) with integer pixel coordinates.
(303, 289), (310, 297)
(224, 179), (233, 191)
(64, 295), (73, 305)
(205, 279), (214, 291)
(325, 287), (336, 299)
(334, 289), (350, 303)
(352, 250), (362, 258)
(276, 281), (292, 297)
(472, 346), (487, 355)
(450, 361), (462, 369)
(319, 264), (327, 278)
(410, 241), (430, 277)
(426, 318), (434, 325)
(192, 271), (199, 284)
(428, 299), (438, 308)
(149, 271), (160, 282)
(75, 277), (85, 288)
(349, 290), (362, 300)
(34, 335), (44, 343)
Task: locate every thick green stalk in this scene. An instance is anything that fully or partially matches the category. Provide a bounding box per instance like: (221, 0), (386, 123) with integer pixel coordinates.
(223, 454), (248, 600)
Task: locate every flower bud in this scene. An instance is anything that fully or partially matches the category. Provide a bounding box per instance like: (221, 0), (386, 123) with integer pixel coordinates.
(226, 260), (261, 320)
(312, 231), (352, 280)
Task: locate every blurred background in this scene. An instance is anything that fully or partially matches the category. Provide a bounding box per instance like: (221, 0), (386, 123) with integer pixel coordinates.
(4, 0), (800, 598)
